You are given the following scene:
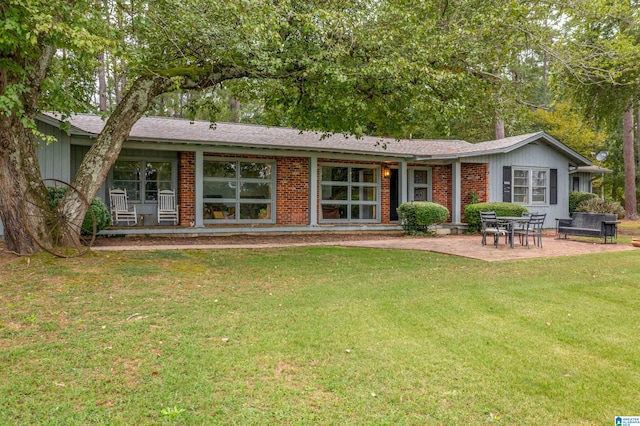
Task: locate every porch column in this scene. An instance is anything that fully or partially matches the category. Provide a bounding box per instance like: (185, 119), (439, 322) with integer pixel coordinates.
(309, 155), (318, 226)
(195, 150), (204, 227)
(399, 161), (408, 204)
(452, 160), (461, 224)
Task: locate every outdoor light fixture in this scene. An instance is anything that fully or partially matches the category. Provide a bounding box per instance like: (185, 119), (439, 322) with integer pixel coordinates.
(382, 166), (391, 179)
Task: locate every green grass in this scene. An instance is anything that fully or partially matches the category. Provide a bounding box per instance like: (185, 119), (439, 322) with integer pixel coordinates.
(1, 246), (640, 425)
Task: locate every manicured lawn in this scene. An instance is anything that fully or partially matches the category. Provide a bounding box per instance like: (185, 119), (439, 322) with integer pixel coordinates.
(1, 246), (640, 424)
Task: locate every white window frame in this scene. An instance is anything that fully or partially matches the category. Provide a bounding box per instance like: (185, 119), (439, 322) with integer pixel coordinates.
(408, 168), (432, 202)
(202, 157), (276, 223)
(512, 167), (548, 205)
(319, 163), (380, 222)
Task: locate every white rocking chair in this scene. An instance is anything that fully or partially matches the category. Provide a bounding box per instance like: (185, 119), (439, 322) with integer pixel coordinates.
(109, 188), (137, 226)
(157, 189), (179, 225)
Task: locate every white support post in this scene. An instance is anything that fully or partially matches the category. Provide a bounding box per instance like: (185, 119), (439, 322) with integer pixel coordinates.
(399, 161), (408, 204)
(195, 150), (204, 227)
(452, 160), (461, 224)
(309, 155), (318, 226)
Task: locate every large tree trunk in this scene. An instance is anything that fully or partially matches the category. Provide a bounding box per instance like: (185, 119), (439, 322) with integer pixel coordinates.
(0, 45), (56, 254)
(623, 108), (638, 219)
(0, 115), (49, 255)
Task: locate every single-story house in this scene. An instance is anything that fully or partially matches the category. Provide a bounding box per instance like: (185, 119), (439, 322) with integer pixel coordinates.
(11, 113), (598, 237)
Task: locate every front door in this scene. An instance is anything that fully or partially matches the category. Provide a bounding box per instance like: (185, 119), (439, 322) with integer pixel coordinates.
(390, 169), (399, 221)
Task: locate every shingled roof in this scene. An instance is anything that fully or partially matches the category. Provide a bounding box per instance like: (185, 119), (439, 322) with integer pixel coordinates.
(40, 113), (592, 165)
(57, 114), (471, 158)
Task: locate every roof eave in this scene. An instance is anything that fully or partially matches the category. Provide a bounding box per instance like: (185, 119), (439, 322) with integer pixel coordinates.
(122, 137), (416, 159)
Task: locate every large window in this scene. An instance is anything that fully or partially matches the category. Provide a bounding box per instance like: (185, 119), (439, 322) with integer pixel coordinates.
(112, 160), (174, 202)
(203, 159), (275, 222)
(513, 168), (547, 204)
(320, 165), (379, 221)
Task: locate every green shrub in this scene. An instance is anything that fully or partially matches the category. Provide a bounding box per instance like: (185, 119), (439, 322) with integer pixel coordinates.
(569, 191), (598, 216)
(87, 196), (112, 233)
(397, 202), (449, 235)
(464, 202), (528, 233)
(575, 197), (625, 218)
(46, 186), (112, 235)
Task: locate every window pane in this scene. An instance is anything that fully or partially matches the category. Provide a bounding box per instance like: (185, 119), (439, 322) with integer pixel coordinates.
(240, 182), (272, 199)
(351, 205), (376, 219)
(414, 170), (428, 184)
(352, 186), (376, 201)
(113, 161), (140, 181)
(414, 188), (427, 201)
(532, 187), (546, 202)
(239, 203), (270, 220)
(322, 204), (347, 219)
(204, 181), (236, 199)
(532, 170), (547, 187)
(513, 187), (528, 203)
(513, 170), (529, 186)
(204, 161), (236, 178)
(145, 162), (172, 201)
(113, 161), (141, 201)
(321, 185), (348, 200)
(351, 168), (377, 183)
(204, 202), (236, 220)
(240, 162), (272, 179)
(321, 166), (348, 182)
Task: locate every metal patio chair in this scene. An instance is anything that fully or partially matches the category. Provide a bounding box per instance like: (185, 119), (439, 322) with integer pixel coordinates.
(480, 211), (508, 247)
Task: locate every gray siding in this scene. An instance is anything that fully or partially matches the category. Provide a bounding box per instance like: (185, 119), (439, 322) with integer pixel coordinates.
(487, 143), (571, 227)
(36, 121), (71, 182)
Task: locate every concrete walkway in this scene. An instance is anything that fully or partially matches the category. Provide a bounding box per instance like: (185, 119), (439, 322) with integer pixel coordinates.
(92, 234), (637, 262)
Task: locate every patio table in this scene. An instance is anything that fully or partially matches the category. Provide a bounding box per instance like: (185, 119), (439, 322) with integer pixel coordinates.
(496, 216), (531, 248)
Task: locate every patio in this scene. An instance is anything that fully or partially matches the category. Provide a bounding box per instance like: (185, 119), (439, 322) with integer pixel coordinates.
(335, 234), (636, 261)
(91, 232), (637, 261)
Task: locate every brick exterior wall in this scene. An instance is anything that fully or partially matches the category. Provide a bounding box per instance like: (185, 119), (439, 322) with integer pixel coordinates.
(176, 152), (483, 227)
(460, 163), (489, 222)
(431, 164), (453, 218)
(276, 157), (310, 225)
(178, 152), (195, 225)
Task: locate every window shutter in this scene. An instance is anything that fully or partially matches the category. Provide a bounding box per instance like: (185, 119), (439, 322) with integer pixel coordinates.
(502, 166), (512, 202)
(550, 168), (558, 205)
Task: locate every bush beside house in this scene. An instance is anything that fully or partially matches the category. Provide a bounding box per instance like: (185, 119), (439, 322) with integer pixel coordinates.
(569, 191), (598, 216)
(464, 202), (528, 233)
(575, 197), (625, 219)
(397, 202), (449, 235)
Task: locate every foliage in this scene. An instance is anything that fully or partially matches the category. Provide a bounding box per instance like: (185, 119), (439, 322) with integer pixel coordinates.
(575, 197), (625, 219)
(464, 202), (528, 233)
(87, 196), (112, 233)
(397, 202), (449, 236)
(569, 191), (598, 216)
(531, 102), (610, 159)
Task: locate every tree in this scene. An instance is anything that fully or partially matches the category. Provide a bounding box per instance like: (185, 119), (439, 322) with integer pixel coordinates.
(1, 0), (548, 255)
(550, 0), (640, 219)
